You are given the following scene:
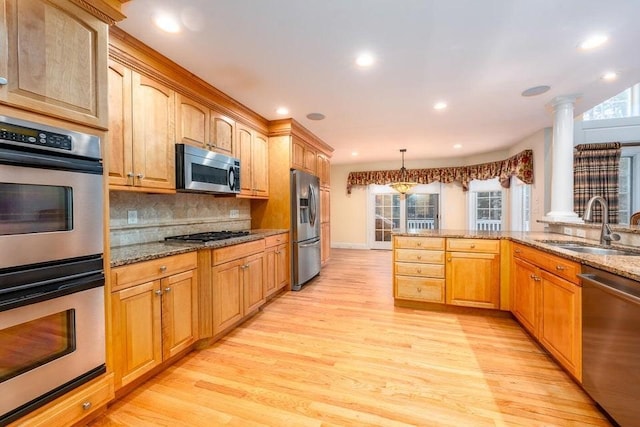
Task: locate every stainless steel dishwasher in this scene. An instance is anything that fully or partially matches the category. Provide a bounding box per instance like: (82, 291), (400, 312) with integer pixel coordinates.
(580, 266), (640, 427)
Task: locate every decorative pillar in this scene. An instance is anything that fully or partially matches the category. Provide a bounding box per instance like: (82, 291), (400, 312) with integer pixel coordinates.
(544, 95), (582, 222)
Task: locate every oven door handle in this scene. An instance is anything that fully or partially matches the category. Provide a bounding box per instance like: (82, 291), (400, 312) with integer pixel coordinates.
(0, 271), (104, 312)
(0, 146), (103, 174)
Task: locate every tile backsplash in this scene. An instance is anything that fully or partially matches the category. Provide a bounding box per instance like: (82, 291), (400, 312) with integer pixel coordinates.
(109, 191), (251, 247)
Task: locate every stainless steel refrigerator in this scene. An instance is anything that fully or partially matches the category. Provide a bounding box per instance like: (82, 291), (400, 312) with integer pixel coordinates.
(291, 169), (321, 290)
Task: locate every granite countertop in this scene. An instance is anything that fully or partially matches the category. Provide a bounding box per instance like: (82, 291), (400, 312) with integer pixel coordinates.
(394, 229), (640, 282)
(110, 229), (288, 268)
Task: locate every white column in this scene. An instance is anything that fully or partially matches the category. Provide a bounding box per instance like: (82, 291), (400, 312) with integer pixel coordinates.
(544, 95), (582, 222)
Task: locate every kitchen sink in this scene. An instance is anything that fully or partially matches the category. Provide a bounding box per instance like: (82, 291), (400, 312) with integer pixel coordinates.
(538, 241), (640, 256)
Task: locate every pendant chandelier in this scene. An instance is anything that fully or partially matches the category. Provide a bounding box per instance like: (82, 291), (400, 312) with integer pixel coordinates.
(389, 148), (417, 194)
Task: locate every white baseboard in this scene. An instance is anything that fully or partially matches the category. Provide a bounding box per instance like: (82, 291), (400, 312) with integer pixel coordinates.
(331, 242), (369, 250)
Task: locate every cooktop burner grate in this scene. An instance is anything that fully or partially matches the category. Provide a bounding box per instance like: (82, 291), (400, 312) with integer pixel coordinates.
(164, 230), (250, 243)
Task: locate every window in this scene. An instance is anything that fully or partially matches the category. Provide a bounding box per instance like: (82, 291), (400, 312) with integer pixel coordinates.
(468, 179), (503, 231)
(583, 83), (640, 121)
(368, 183), (441, 249)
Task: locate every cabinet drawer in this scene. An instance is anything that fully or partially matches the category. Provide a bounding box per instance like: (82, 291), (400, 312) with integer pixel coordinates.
(395, 249), (445, 264)
(265, 233), (289, 248)
(446, 238), (499, 253)
(14, 373), (114, 427)
(395, 262), (444, 278)
(513, 243), (580, 284)
(111, 252), (197, 290)
(395, 276), (445, 303)
(394, 236), (445, 250)
(213, 239), (265, 265)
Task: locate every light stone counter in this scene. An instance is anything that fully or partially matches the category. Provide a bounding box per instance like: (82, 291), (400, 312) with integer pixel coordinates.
(393, 230), (640, 282)
(110, 229), (288, 268)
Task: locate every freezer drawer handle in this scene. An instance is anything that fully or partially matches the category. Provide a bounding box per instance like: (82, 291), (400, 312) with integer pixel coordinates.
(299, 240), (320, 248)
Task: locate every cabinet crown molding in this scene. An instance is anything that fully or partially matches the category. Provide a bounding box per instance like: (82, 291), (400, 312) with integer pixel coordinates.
(269, 118), (334, 157)
(70, 0), (129, 24)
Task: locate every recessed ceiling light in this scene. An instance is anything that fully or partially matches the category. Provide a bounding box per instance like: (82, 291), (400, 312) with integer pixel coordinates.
(355, 53), (375, 68)
(154, 13), (181, 33)
(276, 107), (289, 115)
(434, 102), (448, 110)
(601, 71), (618, 81)
(351, 151), (359, 156)
(453, 144), (462, 149)
(580, 34), (608, 50)
(306, 112), (326, 121)
(521, 85), (551, 97)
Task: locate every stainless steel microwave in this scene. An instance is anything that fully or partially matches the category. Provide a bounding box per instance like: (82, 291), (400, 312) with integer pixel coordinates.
(175, 144), (241, 194)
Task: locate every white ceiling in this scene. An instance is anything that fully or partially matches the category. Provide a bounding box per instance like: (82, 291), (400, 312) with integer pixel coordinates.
(118, 0), (640, 165)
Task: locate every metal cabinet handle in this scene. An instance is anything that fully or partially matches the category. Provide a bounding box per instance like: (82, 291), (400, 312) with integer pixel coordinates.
(155, 289), (163, 296)
(136, 173), (145, 179)
(416, 287), (422, 293)
(160, 265), (167, 272)
(0, 77), (7, 85)
(82, 401), (92, 411)
(164, 287), (171, 293)
(470, 244), (476, 248)
(514, 249), (521, 253)
(417, 269), (422, 273)
(447, 258), (452, 262)
(416, 242), (422, 247)
(127, 172), (134, 178)
(556, 265), (566, 271)
(417, 255), (422, 260)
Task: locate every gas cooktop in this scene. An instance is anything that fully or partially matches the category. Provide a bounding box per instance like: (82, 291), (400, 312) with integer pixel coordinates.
(164, 230), (250, 243)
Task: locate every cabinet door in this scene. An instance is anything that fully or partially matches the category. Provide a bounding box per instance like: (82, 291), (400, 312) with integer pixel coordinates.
(512, 257), (538, 335)
(445, 252), (500, 309)
(303, 146), (317, 174)
(161, 270), (197, 360)
(275, 243), (289, 291)
(243, 253), (265, 314)
(237, 124), (253, 195)
(212, 259), (244, 335)
(0, 0), (108, 127)
(131, 72), (175, 190)
(539, 270), (582, 380)
(210, 110), (235, 155)
(176, 94), (209, 149)
(264, 247), (277, 298)
(112, 281), (162, 389)
(317, 154), (331, 188)
(321, 222), (331, 265)
(291, 137), (305, 170)
(320, 188), (330, 224)
(252, 131), (269, 197)
(107, 60), (133, 187)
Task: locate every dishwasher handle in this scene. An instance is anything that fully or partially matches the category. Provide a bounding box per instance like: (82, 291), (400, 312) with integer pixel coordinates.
(579, 273), (640, 305)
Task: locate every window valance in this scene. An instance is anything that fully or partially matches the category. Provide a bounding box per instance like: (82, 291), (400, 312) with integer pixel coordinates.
(346, 149), (533, 194)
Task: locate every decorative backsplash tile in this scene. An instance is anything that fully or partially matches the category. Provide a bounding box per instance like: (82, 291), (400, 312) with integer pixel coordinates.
(109, 191), (251, 247)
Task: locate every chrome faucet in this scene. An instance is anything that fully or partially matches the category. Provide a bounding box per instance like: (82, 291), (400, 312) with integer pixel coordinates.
(583, 196), (621, 246)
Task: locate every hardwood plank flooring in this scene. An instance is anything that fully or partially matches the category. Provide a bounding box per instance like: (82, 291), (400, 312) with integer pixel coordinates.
(91, 249), (610, 426)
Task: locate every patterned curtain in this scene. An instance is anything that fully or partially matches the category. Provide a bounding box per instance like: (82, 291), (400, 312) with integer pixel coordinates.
(573, 142), (621, 223)
(346, 149), (533, 194)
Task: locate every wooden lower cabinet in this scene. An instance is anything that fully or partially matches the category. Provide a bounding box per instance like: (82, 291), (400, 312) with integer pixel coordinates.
(264, 233), (289, 298)
(110, 254), (198, 390)
(8, 373), (114, 427)
(211, 240), (267, 335)
(393, 236), (445, 304)
(445, 239), (501, 309)
(511, 243), (582, 381)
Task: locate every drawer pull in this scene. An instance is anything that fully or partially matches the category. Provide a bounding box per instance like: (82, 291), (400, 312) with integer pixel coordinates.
(82, 401), (92, 411)
(514, 249), (521, 253)
(556, 265), (566, 271)
(160, 265), (167, 272)
(447, 258), (452, 262)
(416, 287), (422, 293)
(417, 255), (422, 260)
(417, 269), (422, 273)
(416, 242), (422, 247)
(470, 244), (476, 248)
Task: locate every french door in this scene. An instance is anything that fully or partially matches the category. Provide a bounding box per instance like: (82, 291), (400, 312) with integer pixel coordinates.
(368, 184), (440, 249)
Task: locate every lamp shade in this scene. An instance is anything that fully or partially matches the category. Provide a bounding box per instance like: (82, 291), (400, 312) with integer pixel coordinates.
(389, 148), (417, 194)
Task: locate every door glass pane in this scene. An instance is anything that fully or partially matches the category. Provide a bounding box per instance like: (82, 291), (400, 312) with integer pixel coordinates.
(0, 183), (72, 235)
(374, 194), (400, 243)
(406, 193), (439, 230)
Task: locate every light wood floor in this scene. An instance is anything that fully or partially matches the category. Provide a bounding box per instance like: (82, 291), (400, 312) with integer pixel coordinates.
(91, 249), (611, 426)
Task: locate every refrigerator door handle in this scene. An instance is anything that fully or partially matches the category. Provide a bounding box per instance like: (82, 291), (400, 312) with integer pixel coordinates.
(308, 184), (317, 227)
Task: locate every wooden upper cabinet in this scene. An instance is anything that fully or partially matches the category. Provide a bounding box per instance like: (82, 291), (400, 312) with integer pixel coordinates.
(109, 65), (175, 192)
(317, 154), (331, 188)
(291, 136), (317, 174)
(236, 123), (268, 198)
(175, 94), (236, 156)
(131, 73), (175, 191)
(176, 94), (209, 149)
(0, 0), (108, 128)
(210, 110), (235, 155)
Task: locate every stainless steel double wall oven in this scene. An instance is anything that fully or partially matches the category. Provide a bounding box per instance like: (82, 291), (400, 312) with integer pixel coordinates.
(0, 115), (106, 425)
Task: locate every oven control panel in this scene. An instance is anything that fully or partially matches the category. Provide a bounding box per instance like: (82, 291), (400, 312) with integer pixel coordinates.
(0, 122), (72, 151)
